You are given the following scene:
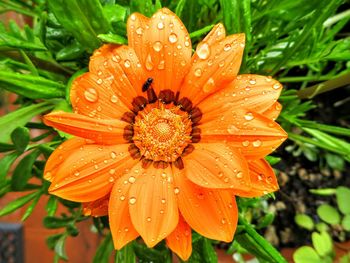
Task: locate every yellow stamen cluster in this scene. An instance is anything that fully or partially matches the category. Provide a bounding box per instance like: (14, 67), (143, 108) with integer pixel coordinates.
(133, 103), (192, 162)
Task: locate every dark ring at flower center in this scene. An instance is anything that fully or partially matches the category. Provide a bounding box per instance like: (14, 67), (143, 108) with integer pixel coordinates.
(121, 84), (202, 169)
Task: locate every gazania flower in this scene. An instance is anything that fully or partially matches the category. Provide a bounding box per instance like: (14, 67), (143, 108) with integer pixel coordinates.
(43, 8), (287, 260)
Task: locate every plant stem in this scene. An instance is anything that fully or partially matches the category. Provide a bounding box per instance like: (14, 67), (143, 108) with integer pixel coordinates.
(297, 72), (350, 99)
(238, 215), (287, 263)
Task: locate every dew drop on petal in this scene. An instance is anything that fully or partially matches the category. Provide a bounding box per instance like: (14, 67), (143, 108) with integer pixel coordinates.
(84, 88), (98, 102)
(157, 60), (165, 70)
(194, 68), (202, 77)
(273, 83), (281, 89)
(136, 27), (143, 35)
(196, 42), (210, 60)
(130, 14), (136, 21)
(252, 140), (262, 147)
(174, 187), (180, 194)
(242, 140), (250, 147)
(74, 171), (80, 176)
(109, 176), (115, 182)
(184, 40), (190, 47)
(157, 22), (164, 29)
(223, 44), (231, 51)
(249, 79), (256, 85)
(111, 95), (118, 103)
(236, 171), (243, 178)
(109, 169), (115, 175)
(153, 41), (163, 52)
(244, 112), (254, 121)
(146, 217), (152, 222)
(145, 54), (154, 71)
(129, 197), (137, 205)
(161, 198), (166, 204)
(168, 33), (178, 43)
(124, 59), (131, 68)
(110, 151), (117, 159)
(128, 176), (136, 183)
(203, 77), (215, 93)
(120, 195), (126, 201)
(227, 125), (238, 134)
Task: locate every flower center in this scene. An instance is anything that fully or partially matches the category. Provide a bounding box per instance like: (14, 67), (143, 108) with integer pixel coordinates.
(133, 102), (192, 162)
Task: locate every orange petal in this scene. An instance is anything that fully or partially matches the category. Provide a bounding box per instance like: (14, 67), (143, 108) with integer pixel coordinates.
(71, 72), (129, 120)
(166, 214), (192, 261)
(197, 74), (283, 117)
(44, 137), (86, 182)
(179, 33), (245, 105)
(198, 109), (287, 159)
(201, 23), (226, 45)
(44, 111), (127, 144)
(184, 143), (250, 190)
(48, 144), (138, 202)
(173, 168), (238, 242)
(109, 173), (139, 249)
(83, 194), (109, 217)
(262, 102), (282, 120)
(85, 45), (147, 110)
(128, 163), (178, 247)
(234, 159), (279, 197)
(127, 8), (192, 95)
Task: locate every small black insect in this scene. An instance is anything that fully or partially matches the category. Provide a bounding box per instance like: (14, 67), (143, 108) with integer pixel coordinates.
(142, 77), (153, 92)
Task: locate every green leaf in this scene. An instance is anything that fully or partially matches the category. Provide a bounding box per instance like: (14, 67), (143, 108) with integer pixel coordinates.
(0, 32), (46, 51)
(325, 153), (345, 170)
(315, 223), (329, 233)
(0, 142), (15, 152)
(103, 4), (127, 24)
(317, 204), (341, 225)
(309, 188), (336, 196)
(21, 192), (42, 221)
(97, 34), (127, 45)
(342, 215), (350, 231)
(45, 196), (58, 216)
(133, 242), (165, 262)
(11, 127), (30, 153)
(46, 233), (63, 250)
(54, 234), (68, 260)
(336, 187), (350, 214)
(43, 216), (73, 229)
(93, 233), (114, 263)
(293, 246), (321, 263)
(201, 238), (218, 263)
(295, 214), (314, 231)
(11, 150), (40, 191)
(0, 71), (65, 99)
(0, 191), (38, 217)
(0, 152), (19, 181)
(0, 102), (55, 143)
(311, 231), (333, 257)
(115, 241), (136, 263)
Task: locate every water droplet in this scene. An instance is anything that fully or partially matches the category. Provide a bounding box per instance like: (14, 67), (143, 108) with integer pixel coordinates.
(161, 198), (166, 204)
(249, 79), (256, 85)
(258, 175), (263, 181)
(109, 176), (115, 182)
(244, 112), (254, 121)
(168, 33), (178, 43)
(236, 171), (243, 178)
(219, 61), (225, 67)
(153, 41), (163, 52)
(84, 208), (92, 216)
(196, 42), (210, 60)
(111, 95), (118, 103)
(136, 27), (143, 35)
(223, 44), (231, 51)
(97, 79), (103, 84)
(120, 195), (125, 201)
(146, 217), (151, 222)
(174, 187), (180, 194)
(129, 197), (136, 205)
(184, 40), (190, 47)
(128, 176), (136, 183)
(218, 172), (224, 178)
(221, 218), (226, 224)
(242, 140), (250, 147)
(130, 14), (136, 21)
(252, 140), (262, 147)
(157, 22), (164, 29)
(273, 83), (281, 89)
(145, 54), (154, 71)
(227, 125), (238, 134)
(109, 169), (115, 175)
(124, 59), (131, 68)
(84, 88), (98, 102)
(74, 171), (80, 176)
(194, 68), (202, 77)
(160, 209), (164, 214)
(203, 78), (215, 93)
(157, 60), (165, 70)
(124, 227), (129, 232)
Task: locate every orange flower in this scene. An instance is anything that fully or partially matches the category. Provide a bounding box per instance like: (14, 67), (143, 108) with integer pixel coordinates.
(43, 8), (287, 260)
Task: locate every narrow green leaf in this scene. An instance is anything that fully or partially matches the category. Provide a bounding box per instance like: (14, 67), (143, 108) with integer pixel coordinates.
(317, 204), (340, 225)
(336, 187), (350, 215)
(45, 196), (58, 216)
(0, 71), (65, 99)
(309, 188), (336, 196)
(0, 191), (38, 217)
(43, 216), (73, 229)
(93, 233), (114, 263)
(0, 143), (15, 152)
(0, 152), (19, 181)
(54, 234), (68, 260)
(0, 102), (54, 142)
(175, 0), (186, 17)
(11, 150), (40, 191)
(97, 34), (127, 45)
(11, 127), (30, 153)
(115, 241), (136, 263)
(201, 238), (218, 263)
(21, 192), (42, 221)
